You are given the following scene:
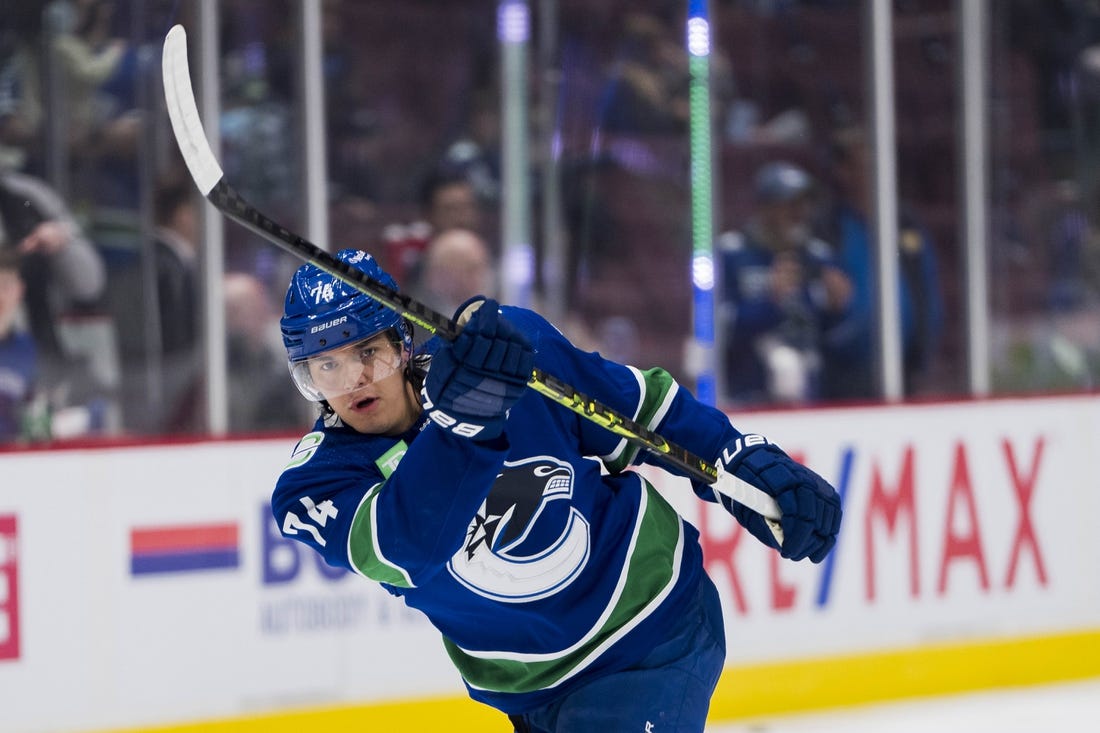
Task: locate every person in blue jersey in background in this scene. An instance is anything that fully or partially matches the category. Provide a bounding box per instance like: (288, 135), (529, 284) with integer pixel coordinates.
(820, 126), (944, 400)
(0, 250), (36, 442)
(718, 161), (853, 406)
(271, 249), (842, 732)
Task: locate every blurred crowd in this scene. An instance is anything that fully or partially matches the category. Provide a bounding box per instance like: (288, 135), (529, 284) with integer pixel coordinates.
(1, 0), (1099, 445)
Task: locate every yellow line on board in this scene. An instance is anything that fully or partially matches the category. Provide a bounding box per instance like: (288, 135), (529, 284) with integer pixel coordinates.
(95, 628), (1100, 733)
(709, 627), (1100, 721)
(104, 696), (505, 733)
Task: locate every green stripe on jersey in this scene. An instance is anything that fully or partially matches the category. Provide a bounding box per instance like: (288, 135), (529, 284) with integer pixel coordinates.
(442, 479), (684, 694)
(348, 484), (415, 588)
(601, 367), (679, 474)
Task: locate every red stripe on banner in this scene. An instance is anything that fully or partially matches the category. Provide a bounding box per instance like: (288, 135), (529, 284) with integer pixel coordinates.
(130, 523), (239, 553)
(1, 514), (20, 661)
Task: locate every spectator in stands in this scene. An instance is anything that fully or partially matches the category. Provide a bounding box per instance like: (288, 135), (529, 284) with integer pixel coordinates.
(51, 0), (130, 154)
(409, 227), (498, 319)
(598, 9), (737, 137)
(423, 167), (485, 235)
(321, 0), (380, 208)
(0, 249), (36, 442)
(383, 168), (487, 286)
(0, 4), (46, 171)
(718, 160), (852, 406)
(326, 104), (380, 256)
(439, 87), (502, 204)
(110, 177), (203, 434)
(0, 162), (106, 379)
(600, 11), (690, 135)
(993, 178), (1100, 392)
(1025, 179), (1099, 312)
(224, 271), (309, 433)
(820, 125), (944, 399)
(218, 25), (298, 283)
(221, 52), (296, 214)
(401, 225), (603, 357)
(72, 2), (148, 211)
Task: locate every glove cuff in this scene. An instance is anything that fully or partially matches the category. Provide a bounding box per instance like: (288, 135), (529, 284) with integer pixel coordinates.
(420, 383), (505, 440)
(716, 433), (777, 472)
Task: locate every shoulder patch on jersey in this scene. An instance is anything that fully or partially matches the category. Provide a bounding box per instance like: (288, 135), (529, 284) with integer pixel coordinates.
(375, 441), (408, 478)
(283, 431), (325, 471)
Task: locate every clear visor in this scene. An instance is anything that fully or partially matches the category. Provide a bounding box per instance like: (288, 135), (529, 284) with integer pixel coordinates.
(288, 334), (405, 402)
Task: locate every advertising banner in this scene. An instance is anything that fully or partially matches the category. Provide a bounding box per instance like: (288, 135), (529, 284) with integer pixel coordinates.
(643, 396), (1097, 669)
(0, 395), (1097, 732)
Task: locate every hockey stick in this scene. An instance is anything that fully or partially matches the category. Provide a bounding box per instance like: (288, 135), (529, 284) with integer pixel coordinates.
(160, 24), (782, 537)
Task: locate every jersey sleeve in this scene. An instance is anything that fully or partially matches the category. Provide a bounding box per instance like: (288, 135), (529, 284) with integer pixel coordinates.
(505, 307), (743, 481)
(271, 430), (377, 573)
(272, 425), (510, 588)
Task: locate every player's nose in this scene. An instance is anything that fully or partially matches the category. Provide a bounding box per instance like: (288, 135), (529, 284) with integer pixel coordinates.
(341, 360), (370, 391)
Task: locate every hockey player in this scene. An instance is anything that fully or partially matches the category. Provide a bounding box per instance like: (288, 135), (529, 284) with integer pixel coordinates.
(272, 249), (841, 732)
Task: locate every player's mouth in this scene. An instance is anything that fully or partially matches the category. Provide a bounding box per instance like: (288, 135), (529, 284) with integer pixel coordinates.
(349, 395), (378, 412)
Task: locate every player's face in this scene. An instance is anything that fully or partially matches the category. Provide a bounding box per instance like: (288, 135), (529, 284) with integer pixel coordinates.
(309, 334), (421, 435)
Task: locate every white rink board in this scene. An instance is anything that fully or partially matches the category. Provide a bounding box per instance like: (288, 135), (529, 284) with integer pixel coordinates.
(644, 395), (1100, 665)
(0, 440), (454, 733)
(1, 394), (1098, 732)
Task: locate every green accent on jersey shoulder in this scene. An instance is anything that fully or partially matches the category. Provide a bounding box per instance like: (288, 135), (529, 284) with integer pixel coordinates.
(348, 483), (415, 588)
(375, 441), (408, 479)
(442, 478), (684, 694)
(601, 367), (679, 474)
(283, 431), (325, 471)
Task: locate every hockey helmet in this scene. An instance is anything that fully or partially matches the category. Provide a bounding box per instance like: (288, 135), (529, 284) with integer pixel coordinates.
(281, 249), (412, 401)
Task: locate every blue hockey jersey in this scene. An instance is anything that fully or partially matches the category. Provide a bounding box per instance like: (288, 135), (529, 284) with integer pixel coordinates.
(272, 306), (742, 714)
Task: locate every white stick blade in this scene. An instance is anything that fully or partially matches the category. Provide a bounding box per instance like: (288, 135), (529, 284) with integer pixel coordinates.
(162, 24), (223, 195)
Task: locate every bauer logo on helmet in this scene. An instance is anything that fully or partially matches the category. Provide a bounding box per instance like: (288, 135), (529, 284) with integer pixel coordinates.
(310, 316), (348, 334)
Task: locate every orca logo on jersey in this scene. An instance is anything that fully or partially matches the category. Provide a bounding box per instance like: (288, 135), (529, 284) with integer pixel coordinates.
(447, 456), (590, 603)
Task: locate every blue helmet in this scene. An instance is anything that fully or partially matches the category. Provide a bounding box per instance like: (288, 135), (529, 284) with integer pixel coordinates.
(281, 249), (412, 400)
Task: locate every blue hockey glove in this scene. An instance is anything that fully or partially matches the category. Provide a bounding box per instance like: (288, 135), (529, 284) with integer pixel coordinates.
(422, 297), (534, 440)
(716, 434), (841, 563)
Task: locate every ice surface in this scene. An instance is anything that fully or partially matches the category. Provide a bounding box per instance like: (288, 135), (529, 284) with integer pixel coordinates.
(708, 677), (1100, 733)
